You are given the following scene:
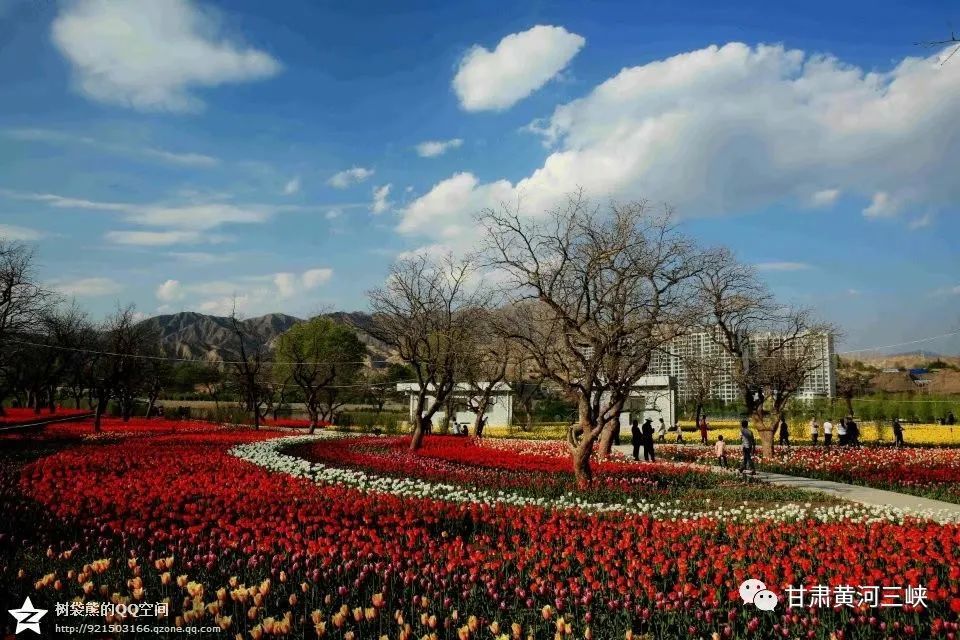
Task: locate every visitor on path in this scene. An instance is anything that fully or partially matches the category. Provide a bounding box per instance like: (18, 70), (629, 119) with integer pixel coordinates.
(675, 421), (684, 443)
(739, 420), (756, 475)
(631, 419), (642, 461)
(699, 415), (709, 445)
(656, 418), (667, 442)
(847, 417), (860, 447)
(612, 421), (620, 446)
(810, 417), (819, 445)
(948, 411), (956, 426)
(836, 418), (848, 446)
(892, 417), (904, 447)
(714, 435), (729, 468)
(778, 417), (790, 447)
(642, 418), (656, 462)
(823, 419), (833, 447)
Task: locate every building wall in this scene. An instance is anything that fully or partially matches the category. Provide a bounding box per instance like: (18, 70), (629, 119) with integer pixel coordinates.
(648, 330), (836, 403)
(406, 392), (513, 428)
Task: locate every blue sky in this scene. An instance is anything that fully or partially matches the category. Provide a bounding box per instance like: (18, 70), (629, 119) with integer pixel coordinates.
(0, 0), (958, 353)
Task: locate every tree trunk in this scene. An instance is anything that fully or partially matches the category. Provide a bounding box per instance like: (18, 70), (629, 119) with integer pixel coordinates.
(410, 416), (430, 451)
(473, 395), (491, 437)
(572, 435), (594, 488)
(93, 397), (105, 433)
(844, 395), (854, 418)
(597, 398), (625, 458)
(753, 412), (774, 458)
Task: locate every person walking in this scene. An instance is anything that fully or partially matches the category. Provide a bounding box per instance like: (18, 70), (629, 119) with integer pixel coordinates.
(656, 418), (667, 442)
(947, 411), (956, 426)
(892, 417), (904, 447)
(847, 417), (860, 447)
(642, 418), (656, 462)
(836, 417), (848, 446)
(822, 418), (833, 448)
(612, 420), (621, 446)
(778, 417), (790, 447)
(631, 418), (642, 461)
(739, 419), (756, 475)
(699, 415), (709, 445)
(675, 421), (684, 443)
(714, 435), (729, 468)
(809, 417), (820, 445)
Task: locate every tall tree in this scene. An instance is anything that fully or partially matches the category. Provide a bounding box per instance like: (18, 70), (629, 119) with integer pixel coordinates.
(0, 241), (53, 415)
(275, 317), (368, 432)
(368, 254), (487, 451)
(481, 195), (699, 485)
(460, 309), (515, 437)
(226, 307), (269, 430)
(697, 248), (834, 456)
(835, 356), (872, 417)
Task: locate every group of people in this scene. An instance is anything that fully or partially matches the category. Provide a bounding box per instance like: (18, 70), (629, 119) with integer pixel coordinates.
(630, 417), (658, 461)
(805, 416), (864, 447)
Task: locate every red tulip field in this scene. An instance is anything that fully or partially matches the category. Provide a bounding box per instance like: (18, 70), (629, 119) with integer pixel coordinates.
(3, 420), (960, 639)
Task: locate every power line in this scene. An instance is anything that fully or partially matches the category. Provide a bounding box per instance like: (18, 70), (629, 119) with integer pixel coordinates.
(838, 330), (960, 355)
(6, 337), (375, 366)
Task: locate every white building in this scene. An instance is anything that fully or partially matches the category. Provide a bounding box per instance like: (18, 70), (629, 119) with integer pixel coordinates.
(616, 375), (677, 434)
(648, 330), (836, 403)
(396, 382), (513, 429)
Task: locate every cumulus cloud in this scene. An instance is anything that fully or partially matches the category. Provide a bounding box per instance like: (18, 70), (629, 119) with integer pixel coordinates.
(403, 42), (960, 249)
(328, 166), (374, 189)
(157, 267), (334, 315)
(51, 0), (281, 112)
(283, 176), (301, 195)
(53, 277), (123, 297)
(415, 138), (464, 158)
(0, 224), (43, 241)
(155, 279), (184, 302)
(453, 25), (585, 111)
(371, 184), (392, 214)
(808, 188), (840, 208)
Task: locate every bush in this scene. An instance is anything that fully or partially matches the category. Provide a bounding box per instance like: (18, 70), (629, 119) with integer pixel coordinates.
(338, 410), (404, 434)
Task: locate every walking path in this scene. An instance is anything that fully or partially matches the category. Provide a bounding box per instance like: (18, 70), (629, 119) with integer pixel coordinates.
(613, 444), (960, 524)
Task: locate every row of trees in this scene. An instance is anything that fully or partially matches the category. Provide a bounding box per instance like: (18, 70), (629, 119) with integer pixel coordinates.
(0, 241), (402, 432)
(368, 194), (833, 485)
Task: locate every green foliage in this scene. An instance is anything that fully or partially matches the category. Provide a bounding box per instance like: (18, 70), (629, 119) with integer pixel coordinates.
(338, 410), (405, 434)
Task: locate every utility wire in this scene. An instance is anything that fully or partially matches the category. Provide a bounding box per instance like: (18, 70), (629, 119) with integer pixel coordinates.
(837, 330), (960, 355)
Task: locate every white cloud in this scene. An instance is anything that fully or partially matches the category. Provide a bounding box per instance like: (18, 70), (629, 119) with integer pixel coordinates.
(0, 224), (43, 241)
(371, 184), (392, 215)
(453, 25), (585, 111)
(415, 138), (464, 158)
(166, 251), (236, 264)
(325, 209), (341, 220)
(155, 279), (184, 302)
(53, 277), (123, 297)
(908, 213), (933, 230)
(5, 128), (219, 166)
(328, 166), (374, 189)
(403, 42), (960, 248)
(105, 230), (225, 245)
(862, 191), (898, 218)
(809, 188), (840, 208)
(301, 267), (333, 289)
(754, 261), (813, 272)
(166, 266), (333, 315)
(283, 176), (301, 195)
(51, 0), (281, 112)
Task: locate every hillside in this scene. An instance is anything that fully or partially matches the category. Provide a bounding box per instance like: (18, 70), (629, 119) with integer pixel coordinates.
(139, 310), (393, 363)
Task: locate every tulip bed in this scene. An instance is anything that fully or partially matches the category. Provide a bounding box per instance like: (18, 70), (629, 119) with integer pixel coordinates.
(0, 406), (89, 426)
(3, 422), (960, 639)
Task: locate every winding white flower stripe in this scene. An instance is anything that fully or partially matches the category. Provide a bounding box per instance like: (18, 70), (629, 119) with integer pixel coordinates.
(229, 434), (933, 524)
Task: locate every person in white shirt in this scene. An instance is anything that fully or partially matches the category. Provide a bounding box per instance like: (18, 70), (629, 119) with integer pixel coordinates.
(822, 419), (833, 447)
(836, 418), (847, 446)
(810, 418), (820, 445)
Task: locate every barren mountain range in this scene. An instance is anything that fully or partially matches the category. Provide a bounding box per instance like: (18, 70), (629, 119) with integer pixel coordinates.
(139, 311), (393, 364)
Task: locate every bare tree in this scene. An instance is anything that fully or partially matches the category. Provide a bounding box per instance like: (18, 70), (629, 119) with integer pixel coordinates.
(368, 254), (487, 451)
(835, 356), (872, 417)
(668, 337), (727, 426)
(227, 306), (270, 430)
(481, 194), (700, 485)
(89, 306), (156, 431)
(0, 241), (54, 414)
(697, 249), (834, 456)
(460, 309), (515, 437)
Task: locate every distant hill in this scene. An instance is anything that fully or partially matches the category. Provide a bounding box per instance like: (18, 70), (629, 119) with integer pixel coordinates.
(139, 310), (393, 364)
